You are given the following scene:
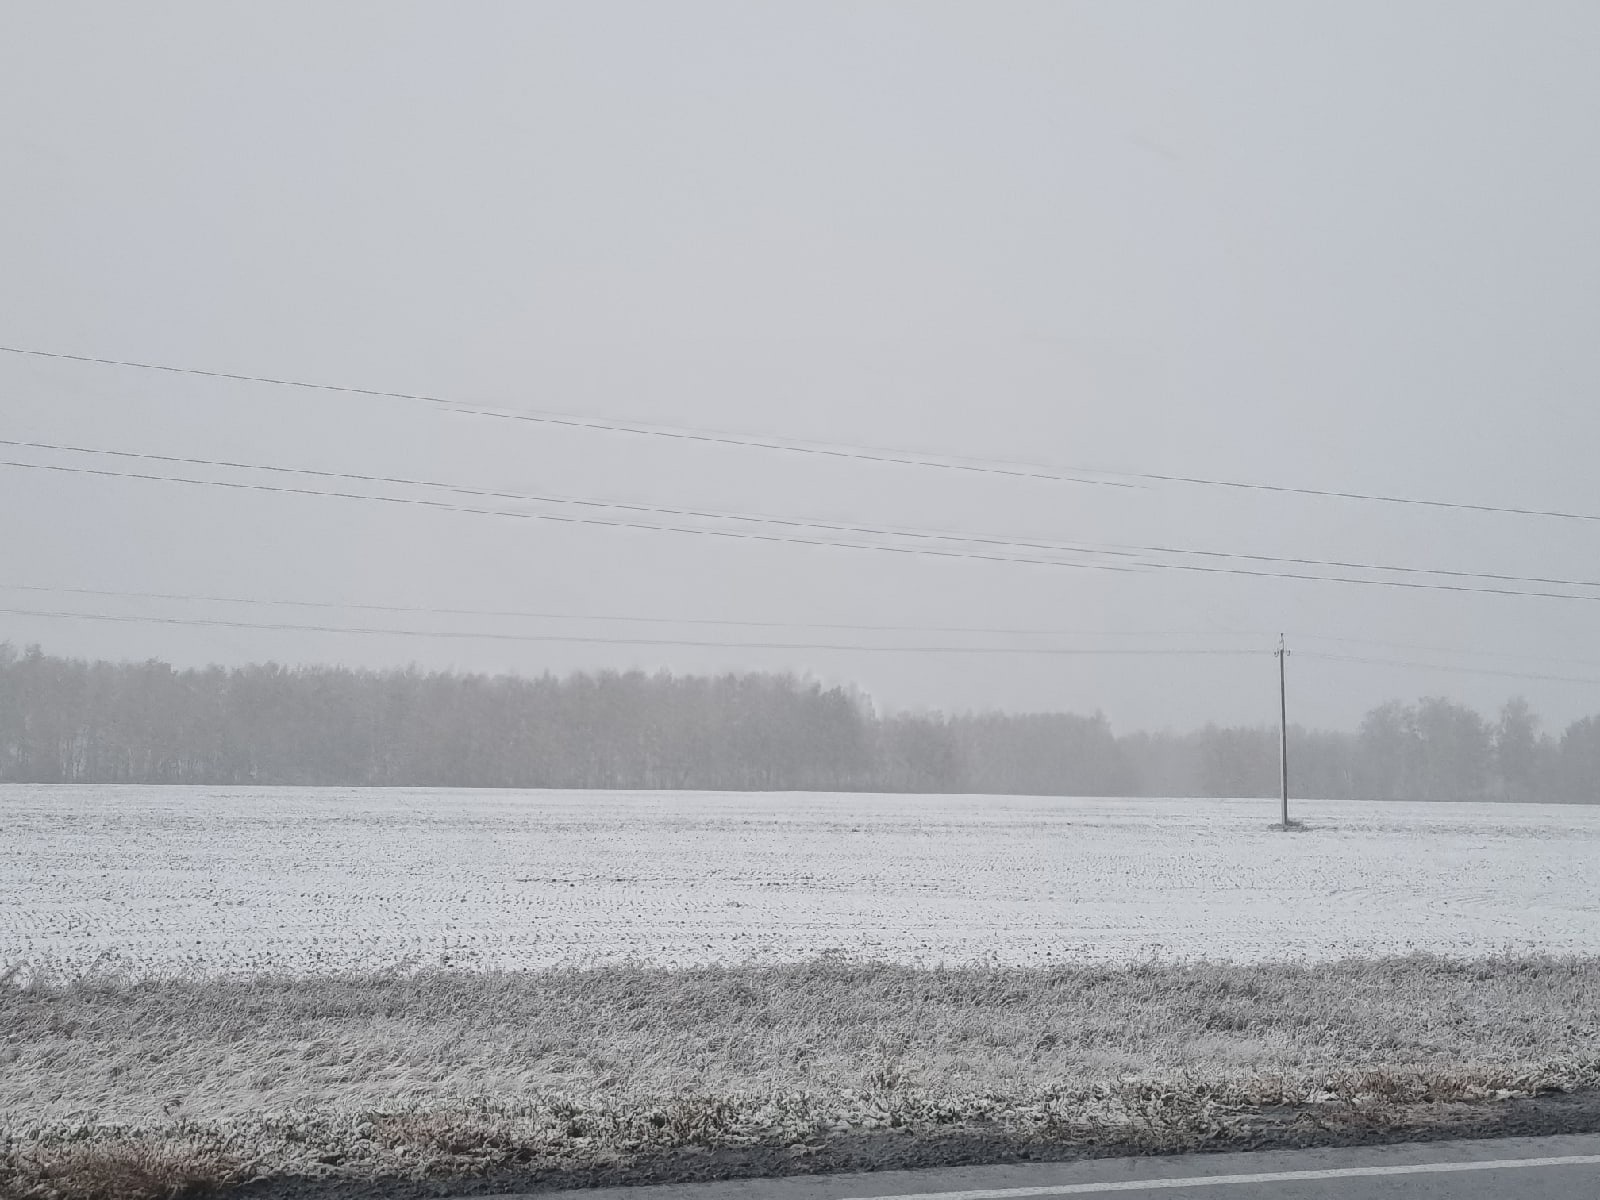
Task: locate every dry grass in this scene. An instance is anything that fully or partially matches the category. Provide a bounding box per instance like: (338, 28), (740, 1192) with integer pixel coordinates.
(5, 955), (1600, 1199)
(6, 1137), (243, 1200)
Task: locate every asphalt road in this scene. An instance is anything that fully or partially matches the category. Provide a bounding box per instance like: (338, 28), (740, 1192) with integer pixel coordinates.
(519, 1134), (1600, 1200)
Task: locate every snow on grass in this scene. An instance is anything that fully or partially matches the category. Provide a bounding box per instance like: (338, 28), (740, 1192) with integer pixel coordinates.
(7, 957), (1600, 1199)
(3, 787), (1599, 978)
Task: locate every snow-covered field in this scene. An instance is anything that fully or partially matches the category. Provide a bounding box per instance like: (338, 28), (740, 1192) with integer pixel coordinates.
(3, 787), (1598, 976)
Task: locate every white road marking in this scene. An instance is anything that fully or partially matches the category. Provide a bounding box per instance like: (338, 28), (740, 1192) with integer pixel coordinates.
(837, 1153), (1600, 1198)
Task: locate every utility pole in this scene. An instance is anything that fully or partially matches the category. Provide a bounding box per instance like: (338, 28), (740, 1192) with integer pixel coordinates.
(1277, 634), (1290, 829)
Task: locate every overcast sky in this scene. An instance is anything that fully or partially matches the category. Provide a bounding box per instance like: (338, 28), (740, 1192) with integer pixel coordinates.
(3, 1), (1599, 733)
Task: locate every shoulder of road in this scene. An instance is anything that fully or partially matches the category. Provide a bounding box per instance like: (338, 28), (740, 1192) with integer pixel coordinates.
(513, 1134), (1600, 1200)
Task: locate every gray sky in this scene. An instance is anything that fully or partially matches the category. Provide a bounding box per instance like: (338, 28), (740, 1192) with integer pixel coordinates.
(3, 1), (1599, 733)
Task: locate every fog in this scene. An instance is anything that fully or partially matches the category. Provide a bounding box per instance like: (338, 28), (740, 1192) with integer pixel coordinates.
(3, 1), (1599, 733)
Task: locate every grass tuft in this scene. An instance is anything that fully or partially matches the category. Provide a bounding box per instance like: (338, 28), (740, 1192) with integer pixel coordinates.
(6, 1136), (243, 1200)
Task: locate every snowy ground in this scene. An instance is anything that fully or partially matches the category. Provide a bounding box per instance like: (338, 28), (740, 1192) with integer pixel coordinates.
(3, 787), (1598, 976)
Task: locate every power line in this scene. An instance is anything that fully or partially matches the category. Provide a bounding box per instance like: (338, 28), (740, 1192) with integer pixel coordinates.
(9, 601), (1596, 684)
(0, 345), (1129, 491)
(9, 438), (1600, 597)
(0, 457), (1152, 578)
(2, 455), (1595, 603)
(17, 582), (1594, 682)
(0, 582), (1265, 641)
(1294, 632), (1600, 674)
(0, 603), (1266, 656)
(0, 437), (1146, 564)
(6, 342), (1598, 524)
(1298, 651), (1600, 687)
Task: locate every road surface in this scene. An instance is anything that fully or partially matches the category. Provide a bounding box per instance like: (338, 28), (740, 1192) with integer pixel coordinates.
(518, 1134), (1600, 1200)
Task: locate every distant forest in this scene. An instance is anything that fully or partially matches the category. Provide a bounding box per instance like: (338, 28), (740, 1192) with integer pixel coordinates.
(2, 643), (1598, 802)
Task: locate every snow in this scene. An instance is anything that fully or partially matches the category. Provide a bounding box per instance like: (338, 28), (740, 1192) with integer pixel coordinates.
(3, 787), (1598, 976)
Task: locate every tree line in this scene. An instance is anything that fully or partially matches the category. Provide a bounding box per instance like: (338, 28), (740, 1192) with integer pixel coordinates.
(1, 643), (1597, 801)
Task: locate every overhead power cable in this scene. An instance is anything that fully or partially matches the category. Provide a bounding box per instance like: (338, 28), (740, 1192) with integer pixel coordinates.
(8, 603), (1596, 684)
(0, 437), (1144, 564)
(1298, 651), (1600, 687)
(0, 457), (1153, 577)
(17, 582), (1592, 679)
(0, 345), (1129, 491)
(8, 455), (1600, 603)
(0, 603), (1265, 656)
(0, 583), (1263, 642)
(1293, 633), (1600, 673)
(5, 343), (1598, 524)
(7, 438), (1600, 596)
(16, 580), (1598, 682)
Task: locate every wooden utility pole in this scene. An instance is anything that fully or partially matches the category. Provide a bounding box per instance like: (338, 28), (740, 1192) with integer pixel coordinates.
(1277, 634), (1290, 829)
